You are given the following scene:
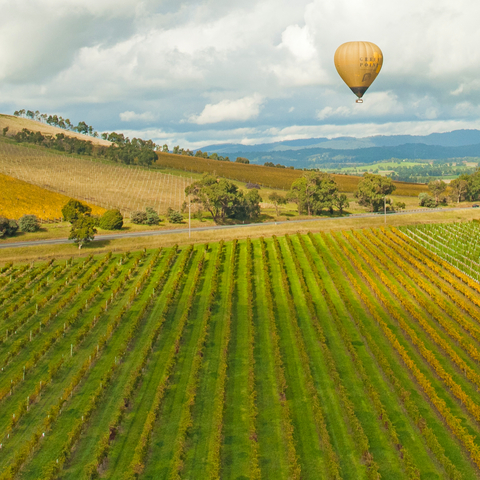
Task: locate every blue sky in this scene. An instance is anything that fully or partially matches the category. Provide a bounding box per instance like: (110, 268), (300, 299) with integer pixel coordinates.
(1, 0), (480, 148)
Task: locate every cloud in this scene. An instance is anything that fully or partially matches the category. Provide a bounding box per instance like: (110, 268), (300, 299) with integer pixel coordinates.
(119, 110), (156, 122)
(188, 95), (264, 124)
(1, 0), (480, 146)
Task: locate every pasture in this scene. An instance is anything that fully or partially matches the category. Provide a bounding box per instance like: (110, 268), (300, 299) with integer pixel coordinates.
(0, 226), (480, 479)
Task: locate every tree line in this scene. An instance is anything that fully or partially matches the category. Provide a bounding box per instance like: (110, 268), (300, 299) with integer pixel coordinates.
(13, 110), (99, 138)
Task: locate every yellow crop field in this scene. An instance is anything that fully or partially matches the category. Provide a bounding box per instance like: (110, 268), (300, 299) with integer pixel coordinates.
(0, 141), (194, 216)
(155, 152), (428, 196)
(0, 173), (105, 220)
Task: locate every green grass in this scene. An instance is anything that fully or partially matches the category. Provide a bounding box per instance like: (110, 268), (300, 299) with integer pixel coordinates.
(2, 224), (480, 479)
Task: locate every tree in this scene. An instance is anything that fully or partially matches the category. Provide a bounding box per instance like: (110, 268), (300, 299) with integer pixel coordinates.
(463, 170), (480, 201)
(333, 193), (349, 213)
(137, 148), (157, 166)
(243, 189), (261, 221)
(288, 172), (339, 215)
(19, 214), (40, 232)
(0, 217), (18, 238)
(185, 174), (252, 224)
(99, 209), (123, 230)
(353, 173), (396, 212)
(162, 144), (169, 152)
(449, 178), (468, 203)
(428, 180), (447, 204)
(235, 157), (250, 164)
(419, 192), (436, 208)
(69, 216), (97, 249)
(268, 192), (287, 216)
(62, 199), (92, 223)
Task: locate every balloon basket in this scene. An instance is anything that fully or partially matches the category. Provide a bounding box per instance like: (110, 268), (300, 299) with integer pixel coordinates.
(355, 99), (363, 103)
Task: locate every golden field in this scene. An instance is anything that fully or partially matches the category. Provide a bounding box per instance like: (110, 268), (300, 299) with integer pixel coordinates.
(0, 173), (105, 220)
(155, 152), (429, 196)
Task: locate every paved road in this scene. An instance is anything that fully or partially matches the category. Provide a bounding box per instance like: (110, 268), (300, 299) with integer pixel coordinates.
(0, 207), (474, 250)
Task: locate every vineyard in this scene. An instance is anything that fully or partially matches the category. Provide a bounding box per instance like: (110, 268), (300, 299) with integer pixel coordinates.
(0, 141), (193, 217)
(155, 151), (428, 196)
(1, 226), (480, 479)
(0, 173), (105, 221)
(401, 221), (480, 282)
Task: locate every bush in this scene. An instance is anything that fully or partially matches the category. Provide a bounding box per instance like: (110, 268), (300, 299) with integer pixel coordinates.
(99, 209), (123, 230)
(167, 208), (183, 223)
(130, 211), (148, 224)
(62, 199), (91, 223)
(19, 214), (40, 232)
(145, 207), (161, 225)
(0, 217), (18, 237)
(235, 157), (250, 164)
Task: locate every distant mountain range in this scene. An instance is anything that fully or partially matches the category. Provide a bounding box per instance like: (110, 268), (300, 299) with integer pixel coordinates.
(200, 129), (480, 153)
(199, 130), (480, 168)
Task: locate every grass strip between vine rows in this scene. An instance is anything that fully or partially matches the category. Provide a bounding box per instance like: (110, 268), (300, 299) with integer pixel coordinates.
(274, 235), (346, 480)
(259, 237), (301, 480)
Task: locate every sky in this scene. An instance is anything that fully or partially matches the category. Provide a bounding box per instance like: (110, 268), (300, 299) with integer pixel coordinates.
(1, 0), (480, 149)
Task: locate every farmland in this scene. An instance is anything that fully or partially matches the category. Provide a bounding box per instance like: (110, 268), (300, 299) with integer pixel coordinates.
(0, 173), (105, 221)
(155, 151), (428, 196)
(0, 140), (193, 217)
(1, 225), (480, 479)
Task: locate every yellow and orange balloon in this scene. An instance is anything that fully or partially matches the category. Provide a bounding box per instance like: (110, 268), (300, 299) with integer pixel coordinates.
(334, 41), (383, 102)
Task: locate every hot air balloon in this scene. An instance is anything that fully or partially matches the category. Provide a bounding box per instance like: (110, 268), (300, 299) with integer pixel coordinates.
(334, 41), (383, 103)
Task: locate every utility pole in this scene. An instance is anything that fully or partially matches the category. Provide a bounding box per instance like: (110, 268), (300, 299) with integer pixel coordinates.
(384, 195), (387, 224)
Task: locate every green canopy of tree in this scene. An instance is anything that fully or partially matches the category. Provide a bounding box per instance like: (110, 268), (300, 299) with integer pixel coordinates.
(287, 171), (340, 215)
(0, 217), (18, 238)
(268, 192), (288, 216)
(69, 216), (97, 249)
(62, 199), (92, 223)
(428, 179), (447, 204)
(353, 173), (396, 212)
(185, 174), (261, 224)
(449, 178), (468, 203)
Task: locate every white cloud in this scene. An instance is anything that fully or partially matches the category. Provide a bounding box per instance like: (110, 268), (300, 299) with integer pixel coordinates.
(119, 111), (156, 122)
(1, 0), (480, 145)
(188, 95), (264, 124)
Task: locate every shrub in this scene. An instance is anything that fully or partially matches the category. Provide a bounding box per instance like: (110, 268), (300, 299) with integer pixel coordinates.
(167, 208), (183, 223)
(130, 211), (148, 224)
(235, 157), (250, 164)
(99, 210), (123, 230)
(0, 217), (18, 237)
(145, 207), (161, 225)
(62, 199), (91, 223)
(19, 214), (40, 232)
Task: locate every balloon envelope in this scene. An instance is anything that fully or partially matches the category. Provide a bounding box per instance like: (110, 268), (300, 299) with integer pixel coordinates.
(334, 41), (383, 99)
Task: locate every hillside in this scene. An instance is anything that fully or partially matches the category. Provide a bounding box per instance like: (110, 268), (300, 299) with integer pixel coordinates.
(0, 173), (105, 220)
(0, 114), (111, 147)
(0, 140), (192, 216)
(155, 151), (427, 196)
(1, 226), (480, 478)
